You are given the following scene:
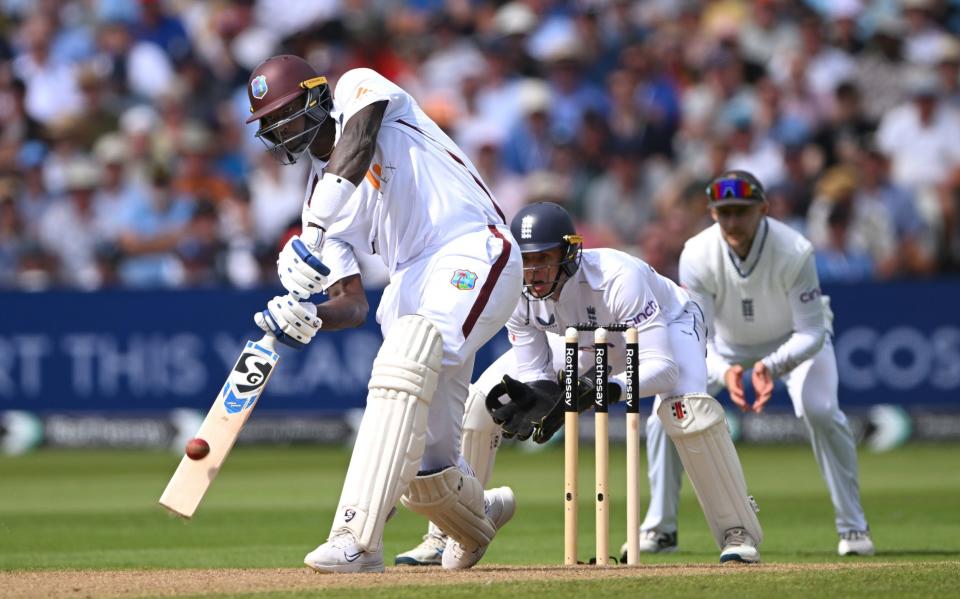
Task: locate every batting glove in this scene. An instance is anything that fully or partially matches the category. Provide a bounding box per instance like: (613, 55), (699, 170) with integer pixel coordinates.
(254, 295), (322, 349)
(277, 235), (331, 301)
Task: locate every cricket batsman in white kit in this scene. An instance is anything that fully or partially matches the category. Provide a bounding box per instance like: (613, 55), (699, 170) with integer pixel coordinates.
(398, 202), (763, 565)
(245, 55), (523, 572)
(642, 170), (874, 557)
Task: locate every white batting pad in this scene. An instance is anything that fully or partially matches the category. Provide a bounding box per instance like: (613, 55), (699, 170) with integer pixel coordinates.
(401, 466), (496, 552)
(329, 315), (444, 551)
(460, 385), (502, 487)
(657, 393), (763, 548)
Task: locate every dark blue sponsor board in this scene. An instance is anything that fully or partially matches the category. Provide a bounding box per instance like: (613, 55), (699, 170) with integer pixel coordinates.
(0, 280), (957, 413)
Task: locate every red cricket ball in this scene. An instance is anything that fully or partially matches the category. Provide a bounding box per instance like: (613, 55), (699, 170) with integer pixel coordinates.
(185, 437), (210, 460)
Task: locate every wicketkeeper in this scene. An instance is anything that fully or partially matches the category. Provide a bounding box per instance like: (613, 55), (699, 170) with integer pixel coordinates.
(397, 202), (763, 565)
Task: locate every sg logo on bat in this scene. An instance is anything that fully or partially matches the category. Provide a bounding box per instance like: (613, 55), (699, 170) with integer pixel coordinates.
(221, 341), (280, 414)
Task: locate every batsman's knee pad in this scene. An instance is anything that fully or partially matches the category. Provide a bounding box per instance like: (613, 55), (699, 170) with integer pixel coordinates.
(330, 315), (444, 551)
(461, 384), (502, 488)
(657, 393), (763, 548)
(401, 466), (495, 552)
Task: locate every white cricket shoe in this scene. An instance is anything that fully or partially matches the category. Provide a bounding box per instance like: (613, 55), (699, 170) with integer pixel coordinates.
(838, 530), (875, 556)
(719, 527), (760, 564)
(304, 531), (385, 573)
(441, 486), (516, 570)
(620, 530), (678, 561)
(395, 523), (447, 566)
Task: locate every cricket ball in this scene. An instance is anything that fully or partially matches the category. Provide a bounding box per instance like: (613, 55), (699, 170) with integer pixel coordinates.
(185, 437), (210, 460)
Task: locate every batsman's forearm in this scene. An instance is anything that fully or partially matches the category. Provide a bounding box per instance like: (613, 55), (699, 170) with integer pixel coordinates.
(314, 298), (368, 331)
(313, 274), (368, 330)
(325, 101), (387, 186)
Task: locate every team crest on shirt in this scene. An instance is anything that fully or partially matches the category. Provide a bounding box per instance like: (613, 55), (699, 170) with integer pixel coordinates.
(586, 305), (598, 327)
(741, 299), (755, 322)
(251, 75), (268, 100)
(451, 269), (479, 290)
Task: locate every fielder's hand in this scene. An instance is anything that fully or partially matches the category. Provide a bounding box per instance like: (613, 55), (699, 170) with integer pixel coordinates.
(277, 236), (331, 300)
(724, 364), (749, 412)
(750, 361), (774, 413)
(254, 295), (322, 349)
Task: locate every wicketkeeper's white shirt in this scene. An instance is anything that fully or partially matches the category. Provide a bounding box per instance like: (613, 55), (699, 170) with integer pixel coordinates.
(506, 248), (698, 397)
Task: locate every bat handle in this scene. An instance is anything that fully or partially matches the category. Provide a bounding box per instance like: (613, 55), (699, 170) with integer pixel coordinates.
(258, 332), (277, 351)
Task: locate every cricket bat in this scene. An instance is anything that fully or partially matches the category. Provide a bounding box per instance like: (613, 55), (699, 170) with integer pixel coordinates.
(159, 333), (280, 518)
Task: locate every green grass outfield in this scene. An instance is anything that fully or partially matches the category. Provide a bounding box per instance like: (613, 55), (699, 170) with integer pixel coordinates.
(1, 443), (958, 597)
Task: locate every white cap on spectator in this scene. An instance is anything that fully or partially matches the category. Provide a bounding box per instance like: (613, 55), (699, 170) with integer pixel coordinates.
(179, 122), (213, 154)
(93, 133), (128, 165)
(906, 69), (940, 96)
(63, 158), (102, 191)
(525, 170), (568, 202)
(230, 26), (280, 71)
(937, 38), (960, 63)
(494, 2), (536, 36)
(872, 16), (905, 38)
(458, 121), (506, 156)
(827, 0), (862, 20)
(120, 105), (159, 135)
(518, 79), (551, 115)
(544, 37), (581, 64)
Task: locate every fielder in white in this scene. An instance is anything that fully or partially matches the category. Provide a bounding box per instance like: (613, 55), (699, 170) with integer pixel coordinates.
(245, 55), (523, 572)
(397, 202), (763, 565)
(642, 170), (874, 557)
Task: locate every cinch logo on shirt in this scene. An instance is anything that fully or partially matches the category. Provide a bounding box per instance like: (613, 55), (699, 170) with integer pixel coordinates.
(800, 288), (822, 303)
(629, 300), (659, 326)
(451, 270), (479, 290)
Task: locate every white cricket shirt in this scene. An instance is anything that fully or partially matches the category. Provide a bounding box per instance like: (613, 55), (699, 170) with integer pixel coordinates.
(680, 218), (831, 380)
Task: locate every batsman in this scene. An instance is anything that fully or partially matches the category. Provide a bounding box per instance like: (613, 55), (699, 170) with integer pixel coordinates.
(245, 55), (522, 572)
(397, 202), (763, 565)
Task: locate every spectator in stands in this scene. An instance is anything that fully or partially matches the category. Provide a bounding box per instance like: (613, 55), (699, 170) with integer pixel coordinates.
(0, 179), (23, 287)
(807, 165), (896, 278)
(13, 141), (50, 236)
(876, 70), (960, 253)
(2, 0), (959, 291)
(502, 79), (554, 175)
(37, 157), (109, 288)
(857, 145), (936, 276)
(812, 81), (875, 169)
(583, 138), (656, 247)
(116, 164), (193, 287)
(855, 19), (910, 121)
(12, 13), (83, 126)
(814, 199), (875, 283)
(92, 133), (148, 238)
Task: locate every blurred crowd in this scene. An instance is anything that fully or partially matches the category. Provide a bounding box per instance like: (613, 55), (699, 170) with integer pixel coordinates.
(2, 0), (960, 291)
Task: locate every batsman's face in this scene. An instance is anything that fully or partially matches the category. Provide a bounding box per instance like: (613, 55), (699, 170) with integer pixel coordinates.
(522, 247), (565, 298)
(712, 203), (767, 256)
(261, 101), (307, 147)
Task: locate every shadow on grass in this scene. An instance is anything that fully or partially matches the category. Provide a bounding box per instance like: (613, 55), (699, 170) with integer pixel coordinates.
(874, 550), (960, 557)
(790, 549), (960, 558)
